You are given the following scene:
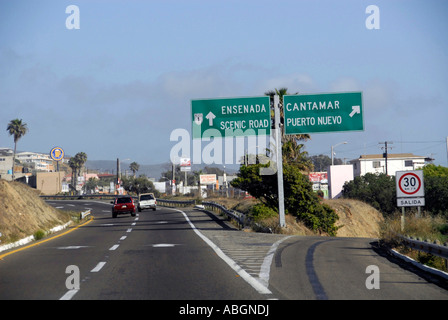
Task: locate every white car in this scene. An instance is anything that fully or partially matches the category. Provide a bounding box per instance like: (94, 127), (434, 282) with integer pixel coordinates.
(138, 193), (157, 212)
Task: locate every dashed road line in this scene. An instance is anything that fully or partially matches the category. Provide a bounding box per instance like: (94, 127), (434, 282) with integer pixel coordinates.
(59, 215), (138, 300)
(60, 289), (79, 300)
(91, 261), (107, 273)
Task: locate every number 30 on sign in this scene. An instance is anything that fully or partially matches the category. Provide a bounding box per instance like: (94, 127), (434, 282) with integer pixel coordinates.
(396, 170), (424, 198)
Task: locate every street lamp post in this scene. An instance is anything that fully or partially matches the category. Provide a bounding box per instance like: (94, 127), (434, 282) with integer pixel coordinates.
(331, 142), (347, 165)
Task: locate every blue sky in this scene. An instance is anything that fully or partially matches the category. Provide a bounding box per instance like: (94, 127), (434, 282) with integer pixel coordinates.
(1, 0), (447, 168)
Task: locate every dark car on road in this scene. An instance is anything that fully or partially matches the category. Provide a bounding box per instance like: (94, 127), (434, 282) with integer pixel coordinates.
(112, 196), (136, 218)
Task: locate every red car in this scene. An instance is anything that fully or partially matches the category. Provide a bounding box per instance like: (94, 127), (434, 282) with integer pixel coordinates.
(112, 196), (136, 218)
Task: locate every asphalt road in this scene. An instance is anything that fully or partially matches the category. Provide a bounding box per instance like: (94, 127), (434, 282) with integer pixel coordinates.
(0, 200), (447, 302)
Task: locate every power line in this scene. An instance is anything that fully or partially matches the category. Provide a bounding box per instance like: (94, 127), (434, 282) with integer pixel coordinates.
(396, 140), (444, 144)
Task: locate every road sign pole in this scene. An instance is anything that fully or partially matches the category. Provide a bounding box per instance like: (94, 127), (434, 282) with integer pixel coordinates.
(401, 207), (405, 232)
(274, 95), (286, 228)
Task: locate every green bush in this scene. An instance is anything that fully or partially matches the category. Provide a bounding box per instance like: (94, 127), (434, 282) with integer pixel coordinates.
(33, 230), (45, 240)
(342, 173), (396, 215)
(250, 204), (278, 222)
(232, 162), (339, 236)
(423, 165), (448, 216)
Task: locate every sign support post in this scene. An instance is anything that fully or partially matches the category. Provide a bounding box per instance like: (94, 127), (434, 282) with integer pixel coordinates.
(396, 170), (425, 231)
(274, 95), (286, 228)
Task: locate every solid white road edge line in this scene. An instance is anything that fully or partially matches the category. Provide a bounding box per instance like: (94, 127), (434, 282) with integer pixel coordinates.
(171, 208), (272, 295)
(259, 236), (293, 288)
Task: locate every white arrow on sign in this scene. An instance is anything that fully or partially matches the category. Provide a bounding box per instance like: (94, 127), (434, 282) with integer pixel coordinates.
(349, 105), (360, 117)
(206, 111), (216, 126)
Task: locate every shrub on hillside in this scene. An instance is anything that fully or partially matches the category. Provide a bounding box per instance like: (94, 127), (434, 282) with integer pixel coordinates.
(232, 162), (339, 236)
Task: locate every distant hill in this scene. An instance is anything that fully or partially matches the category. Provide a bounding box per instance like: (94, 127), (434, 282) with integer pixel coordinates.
(86, 160), (239, 180)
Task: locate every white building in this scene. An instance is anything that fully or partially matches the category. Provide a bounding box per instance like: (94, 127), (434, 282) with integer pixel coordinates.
(328, 165), (354, 199)
(349, 153), (430, 177)
(15, 151), (54, 172)
(0, 148), (14, 179)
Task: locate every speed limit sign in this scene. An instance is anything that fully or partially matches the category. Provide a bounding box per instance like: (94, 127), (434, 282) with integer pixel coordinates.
(396, 170), (424, 198)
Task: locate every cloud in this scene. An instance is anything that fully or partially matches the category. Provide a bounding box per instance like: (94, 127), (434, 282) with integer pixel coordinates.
(329, 77), (361, 92)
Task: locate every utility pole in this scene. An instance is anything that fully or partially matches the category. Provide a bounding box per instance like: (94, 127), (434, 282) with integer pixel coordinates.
(172, 161), (176, 195)
(274, 95), (286, 228)
(116, 158), (120, 185)
(446, 136), (448, 166)
(379, 141), (393, 175)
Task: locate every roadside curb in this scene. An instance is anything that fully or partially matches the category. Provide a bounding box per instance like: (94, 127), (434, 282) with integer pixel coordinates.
(0, 216), (94, 260)
(388, 248), (448, 281)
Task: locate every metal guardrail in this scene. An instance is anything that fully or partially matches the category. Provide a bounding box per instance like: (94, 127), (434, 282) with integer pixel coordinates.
(40, 194), (122, 200)
(156, 198), (195, 207)
(398, 234), (448, 260)
(201, 201), (249, 228)
(156, 198), (249, 229)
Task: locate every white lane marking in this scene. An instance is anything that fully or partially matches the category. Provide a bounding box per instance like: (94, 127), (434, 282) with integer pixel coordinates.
(56, 206), (64, 209)
(60, 289), (79, 300)
(120, 236), (127, 241)
(67, 204), (75, 207)
(259, 236), (293, 288)
(126, 228), (132, 233)
(151, 244), (177, 248)
(91, 262), (106, 272)
(131, 222), (136, 226)
(109, 244), (119, 251)
(171, 208), (272, 295)
(57, 246), (90, 250)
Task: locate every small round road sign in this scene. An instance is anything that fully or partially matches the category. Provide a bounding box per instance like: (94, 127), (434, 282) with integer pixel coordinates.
(50, 147), (64, 161)
(396, 170), (424, 198)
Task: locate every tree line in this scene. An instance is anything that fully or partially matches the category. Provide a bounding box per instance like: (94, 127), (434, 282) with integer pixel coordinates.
(342, 164), (448, 217)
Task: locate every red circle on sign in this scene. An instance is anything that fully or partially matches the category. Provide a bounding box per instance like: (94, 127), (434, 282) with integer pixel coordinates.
(398, 173), (421, 195)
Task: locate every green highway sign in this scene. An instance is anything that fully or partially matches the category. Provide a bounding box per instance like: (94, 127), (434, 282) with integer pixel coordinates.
(283, 92), (364, 134)
(191, 96), (271, 139)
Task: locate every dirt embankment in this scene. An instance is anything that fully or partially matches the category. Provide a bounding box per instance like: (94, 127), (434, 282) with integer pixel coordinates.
(208, 196), (385, 238)
(0, 180), (70, 244)
(324, 199), (384, 238)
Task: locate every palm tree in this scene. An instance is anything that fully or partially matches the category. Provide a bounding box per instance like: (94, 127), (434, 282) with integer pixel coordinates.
(6, 119), (28, 180)
(282, 140), (314, 173)
(68, 157), (79, 192)
(68, 152), (87, 194)
(74, 152), (87, 183)
(74, 152), (87, 169)
(129, 162), (140, 177)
